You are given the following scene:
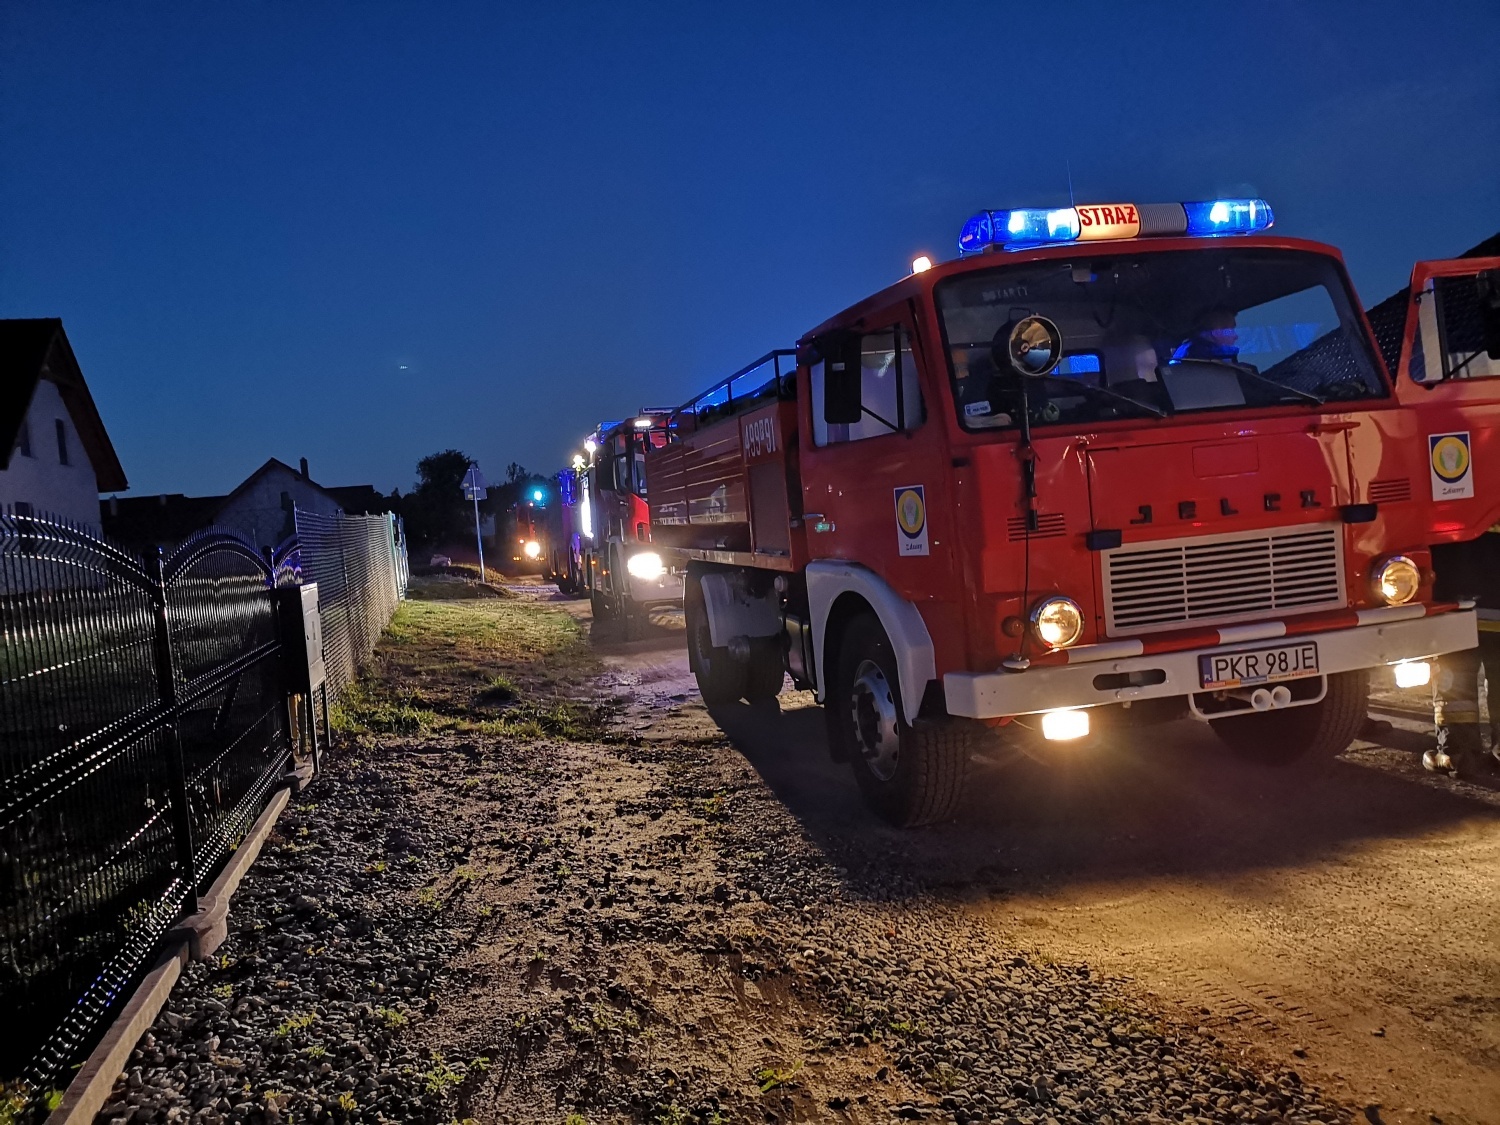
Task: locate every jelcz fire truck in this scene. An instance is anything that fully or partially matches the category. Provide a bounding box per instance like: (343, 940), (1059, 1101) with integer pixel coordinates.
(644, 198), (1479, 826)
(579, 413), (684, 620)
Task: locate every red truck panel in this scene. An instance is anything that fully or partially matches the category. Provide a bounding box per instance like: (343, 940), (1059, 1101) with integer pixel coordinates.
(647, 400), (805, 570)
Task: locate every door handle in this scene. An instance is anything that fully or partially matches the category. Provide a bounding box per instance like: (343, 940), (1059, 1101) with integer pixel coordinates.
(1307, 420), (1359, 434)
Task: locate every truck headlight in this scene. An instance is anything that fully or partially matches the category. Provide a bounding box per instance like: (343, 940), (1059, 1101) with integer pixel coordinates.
(626, 551), (664, 580)
(1031, 596), (1084, 649)
(523, 540), (542, 559)
(1373, 555), (1420, 606)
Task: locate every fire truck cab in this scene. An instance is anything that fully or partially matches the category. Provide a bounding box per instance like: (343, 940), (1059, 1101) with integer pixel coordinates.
(580, 413), (684, 620)
(647, 198), (1479, 826)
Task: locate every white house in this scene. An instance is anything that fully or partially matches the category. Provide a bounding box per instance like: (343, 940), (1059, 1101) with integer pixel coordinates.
(210, 457), (345, 551)
(1, 319), (127, 528)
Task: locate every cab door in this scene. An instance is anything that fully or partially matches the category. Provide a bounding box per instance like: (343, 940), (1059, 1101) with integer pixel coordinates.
(1389, 257), (1500, 543)
(798, 309), (960, 608)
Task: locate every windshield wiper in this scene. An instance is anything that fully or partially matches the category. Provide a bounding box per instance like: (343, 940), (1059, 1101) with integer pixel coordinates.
(1186, 358), (1326, 405)
(1035, 376), (1169, 418)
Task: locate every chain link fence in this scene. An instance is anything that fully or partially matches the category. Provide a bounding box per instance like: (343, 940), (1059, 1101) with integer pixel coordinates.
(288, 510), (408, 698)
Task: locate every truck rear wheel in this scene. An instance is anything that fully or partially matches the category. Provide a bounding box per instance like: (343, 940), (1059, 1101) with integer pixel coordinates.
(1209, 670), (1369, 765)
(830, 613), (970, 827)
(686, 574), (747, 705)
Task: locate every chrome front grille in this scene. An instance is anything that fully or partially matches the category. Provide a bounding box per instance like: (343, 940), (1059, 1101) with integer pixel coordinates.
(1102, 524), (1345, 635)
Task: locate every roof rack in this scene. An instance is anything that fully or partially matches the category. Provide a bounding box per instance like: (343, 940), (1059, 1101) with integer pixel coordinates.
(673, 349), (798, 427)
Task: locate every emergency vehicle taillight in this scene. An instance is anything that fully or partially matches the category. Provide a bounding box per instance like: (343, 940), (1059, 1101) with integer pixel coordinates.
(957, 198), (1274, 254)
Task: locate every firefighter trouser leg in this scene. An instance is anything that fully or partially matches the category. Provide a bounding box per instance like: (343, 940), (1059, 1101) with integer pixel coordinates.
(1479, 632), (1500, 750)
(1432, 648), (1483, 771)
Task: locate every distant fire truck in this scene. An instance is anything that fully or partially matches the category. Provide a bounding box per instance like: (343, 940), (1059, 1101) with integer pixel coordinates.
(544, 466), (584, 594)
(504, 488), (549, 574)
(643, 198), (1478, 825)
(578, 413), (683, 620)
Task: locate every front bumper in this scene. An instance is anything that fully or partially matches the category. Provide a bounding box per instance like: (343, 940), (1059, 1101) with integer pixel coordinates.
(628, 570), (685, 606)
(943, 606), (1477, 719)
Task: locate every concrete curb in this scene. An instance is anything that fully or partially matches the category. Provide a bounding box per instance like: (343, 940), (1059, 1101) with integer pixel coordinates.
(45, 768), (310, 1125)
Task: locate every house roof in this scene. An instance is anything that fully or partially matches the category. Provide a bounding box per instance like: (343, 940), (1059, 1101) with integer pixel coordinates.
(215, 457), (341, 512)
(0, 318), (128, 491)
(101, 493), (226, 547)
(101, 456), (387, 548)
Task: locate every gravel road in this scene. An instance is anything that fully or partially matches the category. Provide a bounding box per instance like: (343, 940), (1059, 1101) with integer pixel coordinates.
(92, 581), (1498, 1124)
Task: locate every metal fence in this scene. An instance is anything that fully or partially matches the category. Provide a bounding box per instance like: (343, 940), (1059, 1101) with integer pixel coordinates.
(0, 510), (297, 1108)
(0, 507), (409, 1109)
(290, 510), (408, 698)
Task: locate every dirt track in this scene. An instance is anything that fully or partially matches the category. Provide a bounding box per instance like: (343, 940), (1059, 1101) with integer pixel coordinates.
(590, 597), (1500, 1125)
(96, 579), (1500, 1125)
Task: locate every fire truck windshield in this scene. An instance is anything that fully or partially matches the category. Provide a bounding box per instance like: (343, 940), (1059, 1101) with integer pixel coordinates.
(937, 248), (1385, 430)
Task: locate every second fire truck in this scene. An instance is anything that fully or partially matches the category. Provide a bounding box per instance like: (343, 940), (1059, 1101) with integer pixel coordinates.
(642, 198), (1482, 825)
(576, 414), (684, 621)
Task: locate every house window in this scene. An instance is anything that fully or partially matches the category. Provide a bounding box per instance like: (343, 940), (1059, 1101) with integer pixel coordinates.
(55, 419), (69, 466)
(15, 420), (31, 458)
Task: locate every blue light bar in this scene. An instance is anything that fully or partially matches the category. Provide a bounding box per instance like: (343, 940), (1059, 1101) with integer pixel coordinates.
(1182, 198), (1274, 236)
(959, 207), (1080, 254)
(957, 198), (1275, 254)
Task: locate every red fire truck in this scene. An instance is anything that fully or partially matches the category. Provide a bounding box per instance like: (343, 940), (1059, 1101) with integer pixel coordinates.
(544, 465), (584, 594)
(579, 413), (684, 621)
(505, 490), (549, 574)
(644, 198), (1480, 826)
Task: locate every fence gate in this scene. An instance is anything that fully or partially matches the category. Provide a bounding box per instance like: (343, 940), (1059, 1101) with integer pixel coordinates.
(0, 513), (296, 1107)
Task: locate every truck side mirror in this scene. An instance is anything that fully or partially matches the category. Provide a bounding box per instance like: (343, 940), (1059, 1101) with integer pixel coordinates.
(593, 458), (616, 493)
(820, 333), (863, 425)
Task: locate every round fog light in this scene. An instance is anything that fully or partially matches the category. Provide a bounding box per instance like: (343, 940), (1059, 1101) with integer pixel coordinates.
(1031, 596), (1084, 649)
(1373, 555), (1421, 606)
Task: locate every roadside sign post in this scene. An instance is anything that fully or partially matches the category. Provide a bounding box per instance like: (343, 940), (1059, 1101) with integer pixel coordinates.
(462, 464), (488, 582)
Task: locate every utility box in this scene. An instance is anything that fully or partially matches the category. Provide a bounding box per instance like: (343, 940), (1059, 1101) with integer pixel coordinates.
(276, 582), (326, 695)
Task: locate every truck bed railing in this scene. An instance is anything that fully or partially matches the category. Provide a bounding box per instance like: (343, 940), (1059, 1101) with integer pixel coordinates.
(673, 349), (798, 428)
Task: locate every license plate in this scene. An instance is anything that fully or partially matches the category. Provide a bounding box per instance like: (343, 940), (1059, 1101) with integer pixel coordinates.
(1198, 641), (1320, 690)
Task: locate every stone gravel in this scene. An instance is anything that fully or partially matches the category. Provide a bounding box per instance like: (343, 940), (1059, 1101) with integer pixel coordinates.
(95, 602), (1355, 1124)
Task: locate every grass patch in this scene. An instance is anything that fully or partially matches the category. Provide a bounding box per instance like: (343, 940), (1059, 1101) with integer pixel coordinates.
(333, 590), (603, 740)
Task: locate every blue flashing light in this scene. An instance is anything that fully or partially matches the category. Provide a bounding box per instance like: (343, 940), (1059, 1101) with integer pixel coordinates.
(1182, 198), (1274, 236)
(532, 488), (545, 503)
(959, 207), (1080, 254)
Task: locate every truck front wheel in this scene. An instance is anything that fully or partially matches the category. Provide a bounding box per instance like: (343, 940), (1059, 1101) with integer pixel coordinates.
(1209, 670), (1369, 765)
(589, 589), (616, 621)
(686, 574), (747, 705)
(830, 613), (971, 827)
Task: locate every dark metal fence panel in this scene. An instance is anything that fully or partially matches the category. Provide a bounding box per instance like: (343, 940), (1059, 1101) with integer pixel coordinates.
(293, 511), (407, 697)
(0, 512), (291, 1108)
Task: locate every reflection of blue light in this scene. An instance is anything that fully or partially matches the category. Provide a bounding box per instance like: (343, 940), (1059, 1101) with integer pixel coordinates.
(959, 208), (1080, 253)
(1183, 198), (1274, 236)
(1056, 354), (1101, 376)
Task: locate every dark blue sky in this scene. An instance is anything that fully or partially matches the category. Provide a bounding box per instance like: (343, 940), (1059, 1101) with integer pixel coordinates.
(4, 1), (1497, 496)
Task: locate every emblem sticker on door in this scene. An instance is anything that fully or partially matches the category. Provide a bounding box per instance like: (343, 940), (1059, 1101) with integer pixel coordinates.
(894, 486), (929, 556)
(1429, 431), (1474, 500)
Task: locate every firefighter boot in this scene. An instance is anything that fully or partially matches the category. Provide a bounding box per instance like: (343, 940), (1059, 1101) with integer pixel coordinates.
(1432, 722), (1483, 777)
